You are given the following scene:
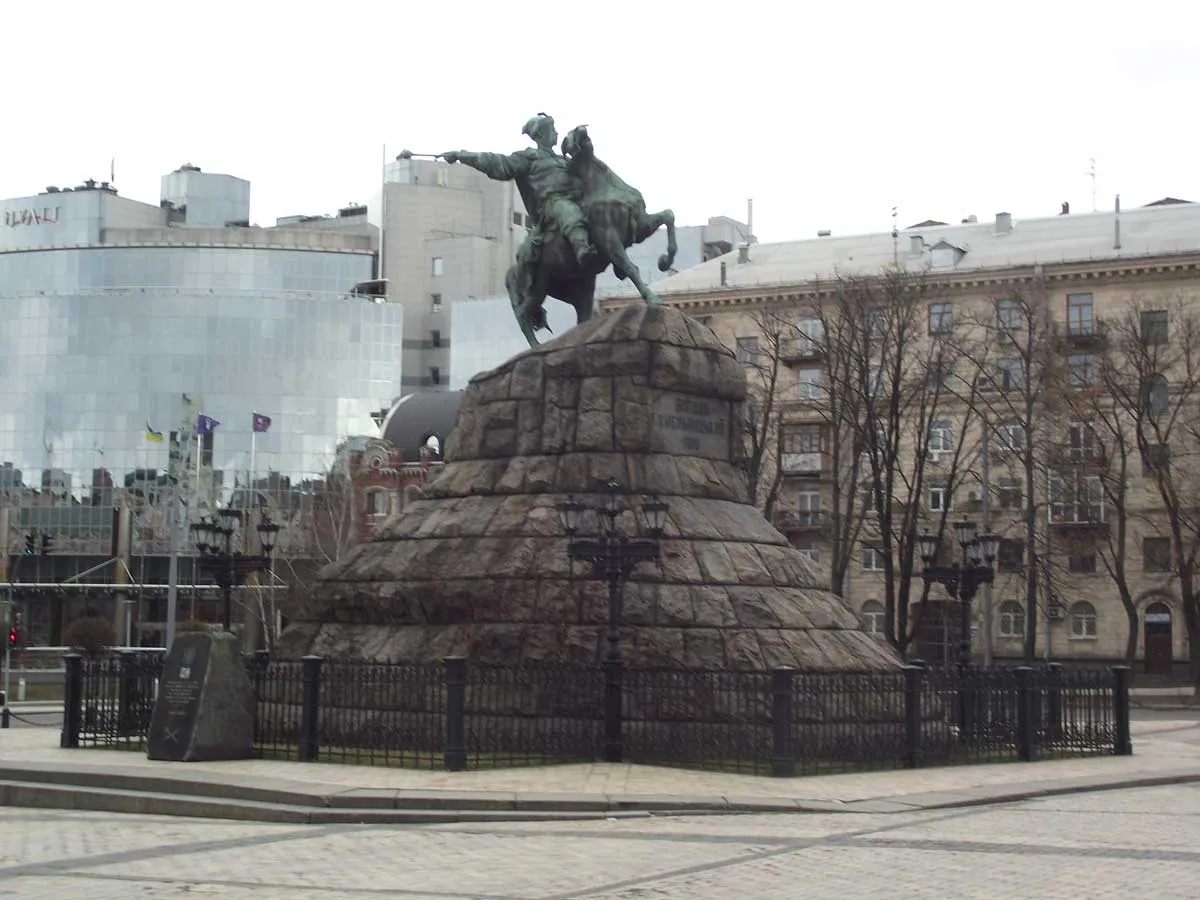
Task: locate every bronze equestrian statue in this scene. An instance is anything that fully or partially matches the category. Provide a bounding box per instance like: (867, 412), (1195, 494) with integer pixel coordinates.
(441, 113), (677, 347)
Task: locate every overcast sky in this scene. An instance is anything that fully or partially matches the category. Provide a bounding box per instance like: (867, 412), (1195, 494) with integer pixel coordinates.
(6, 1), (1198, 243)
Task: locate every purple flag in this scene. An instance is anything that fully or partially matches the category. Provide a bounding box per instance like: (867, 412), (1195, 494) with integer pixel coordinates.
(196, 414), (220, 435)
(252, 412), (272, 434)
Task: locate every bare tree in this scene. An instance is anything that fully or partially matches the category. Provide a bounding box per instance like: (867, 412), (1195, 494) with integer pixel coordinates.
(959, 280), (1066, 663)
(1102, 297), (1200, 683)
(816, 268), (983, 654)
(737, 310), (791, 521)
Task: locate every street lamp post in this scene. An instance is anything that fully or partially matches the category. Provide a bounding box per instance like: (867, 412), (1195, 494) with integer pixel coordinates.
(917, 521), (1000, 669)
(918, 520), (999, 738)
(190, 508), (280, 634)
(558, 481), (668, 762)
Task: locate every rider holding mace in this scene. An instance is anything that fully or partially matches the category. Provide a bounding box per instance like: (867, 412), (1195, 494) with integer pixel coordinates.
(442, 112), (597, 292)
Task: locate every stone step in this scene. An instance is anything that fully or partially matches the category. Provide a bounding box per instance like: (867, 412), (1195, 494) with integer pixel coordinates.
(0, 778), (666, 824)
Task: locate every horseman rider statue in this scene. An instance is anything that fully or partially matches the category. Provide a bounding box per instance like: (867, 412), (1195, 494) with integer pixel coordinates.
(442, 112), (597, 319)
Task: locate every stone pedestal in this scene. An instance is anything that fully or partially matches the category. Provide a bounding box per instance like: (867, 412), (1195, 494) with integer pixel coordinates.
(147, 631), (254, 761)
(281, 304), (900, 672)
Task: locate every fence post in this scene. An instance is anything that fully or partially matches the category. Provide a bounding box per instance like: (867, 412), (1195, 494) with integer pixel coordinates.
(1045, 662), (1064, 745)
(61, 652), (83, 749)
(1111, 665), (1133, 756)
(297, 655), (322, 762)
(443, 656), (467, 771)
(903, 665), (924, 768)
(1015, 666), (1035, 761)
(116, 650), (134, 736)
(604, 657), (623, 763)
(0, 690), (8, 729)
(771, 668), (795, 777)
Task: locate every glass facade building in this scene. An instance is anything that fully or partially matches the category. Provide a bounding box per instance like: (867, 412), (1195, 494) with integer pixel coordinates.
(0, 181), (400, 644)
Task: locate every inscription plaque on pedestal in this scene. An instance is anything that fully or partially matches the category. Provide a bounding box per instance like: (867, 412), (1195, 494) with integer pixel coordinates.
(146, 638), (211, 761)
(650, 390), (732, 460)
(147, 631), (253, 762)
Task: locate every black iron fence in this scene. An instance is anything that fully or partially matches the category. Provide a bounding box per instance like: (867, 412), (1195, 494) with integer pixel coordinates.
(59, 652), (1131, 775)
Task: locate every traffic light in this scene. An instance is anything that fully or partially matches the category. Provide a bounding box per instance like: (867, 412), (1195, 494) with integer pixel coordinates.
(7, 626), (16, 648)
(23, 533), (35, 556)
(41, 533), (53, 555)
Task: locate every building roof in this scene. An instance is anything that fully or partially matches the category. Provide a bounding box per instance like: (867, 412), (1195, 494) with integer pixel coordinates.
(380, 392), (464, 460)
(613, 201), (1200, 297)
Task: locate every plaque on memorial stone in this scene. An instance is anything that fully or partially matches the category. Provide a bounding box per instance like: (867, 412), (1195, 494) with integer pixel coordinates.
(147, 631), (254, 762)
(650, 389), (732, 460)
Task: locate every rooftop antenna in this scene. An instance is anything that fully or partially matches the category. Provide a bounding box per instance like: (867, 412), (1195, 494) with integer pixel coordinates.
(891, 206), (899, 266)
(1088, 158), (1096, 212)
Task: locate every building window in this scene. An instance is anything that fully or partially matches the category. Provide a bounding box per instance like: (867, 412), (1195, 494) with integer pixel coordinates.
(998, 601), (1025, 638)
(1143, 442), (1170, 476)
(1144, 373), (1169, 417)
(996, 478), (1023, 510)
(736, 337), (760, 365)
(794, 316), (823, 355)
(1067, 422), (1098, 460)
(1142, 309), (1168, 345)
(996, 296), (1023, 330)
(931, 359), (955, 390)
(794, 537), (821, 565)
(996, 421), (1025, 454)
(861, 600), (886, 634)
(784, 425), (821, 454)
(867, 364), (885, 398)
(1069, 602), (1098, 639)
(512, 211), (523, 227)
(928, 484), (953, 512)
(1143, 536), (1172, 572)
(928, 302), (953, 334)
(927, 420), (954, 456)
(431, 293), (443, 312)
(797, 487), (821, 524)
(796, 368), (822, 400)
(997, 539), (1025, 572)
(431, 329), (442, 349)
(996, 357), (1024, 390)
(1068, 354), (1095, 387)
(366, 490), (391, 520)
(861, 546), (885, 571)
(430, 366), (441, 386)
(431, 256), (444, 277)
(1049, 473), (1103, 523)
(865, 309), (887, 339)
(1067, 292), (1094, 335)
(1068, 552), (1097, 573)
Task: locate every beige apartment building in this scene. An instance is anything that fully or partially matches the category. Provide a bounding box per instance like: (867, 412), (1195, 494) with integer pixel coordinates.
(607, 199), (1200, 674)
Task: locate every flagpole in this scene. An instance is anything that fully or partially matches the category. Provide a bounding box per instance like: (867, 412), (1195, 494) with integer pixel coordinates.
(250, 428), (257, 498)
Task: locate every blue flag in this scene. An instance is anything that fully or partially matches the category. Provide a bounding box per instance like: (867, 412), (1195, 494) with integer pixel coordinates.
(196, 414), (220, 435)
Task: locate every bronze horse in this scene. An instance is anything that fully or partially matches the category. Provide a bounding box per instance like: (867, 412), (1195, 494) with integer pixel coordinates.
(507, 126), (678, 347)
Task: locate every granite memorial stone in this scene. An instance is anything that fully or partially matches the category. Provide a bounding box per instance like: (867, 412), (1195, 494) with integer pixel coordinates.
(147, 631), (254, 762)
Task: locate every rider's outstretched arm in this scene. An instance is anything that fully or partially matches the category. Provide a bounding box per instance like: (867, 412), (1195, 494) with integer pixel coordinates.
(455, 149), (533, 181)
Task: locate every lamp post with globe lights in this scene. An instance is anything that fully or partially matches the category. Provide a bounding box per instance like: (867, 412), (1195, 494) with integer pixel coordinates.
(557, 481), (668, 762)
(917, 521), (1000, 669)
(190, 507), (280, 634)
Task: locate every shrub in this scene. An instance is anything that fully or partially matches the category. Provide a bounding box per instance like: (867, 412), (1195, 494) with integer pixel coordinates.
(62, 616), (117, 657)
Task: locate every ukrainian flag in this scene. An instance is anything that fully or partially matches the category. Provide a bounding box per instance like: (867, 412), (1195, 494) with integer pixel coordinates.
(145, 422), (165, 444)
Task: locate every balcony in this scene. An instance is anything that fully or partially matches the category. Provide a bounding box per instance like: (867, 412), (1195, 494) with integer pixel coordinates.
(774, 510), (825, 533)
(780, 452), (823, 476)
(1049, 504), (1109, 532)
(1054, 320), (1108, 349)
(780, 338), (824, 366)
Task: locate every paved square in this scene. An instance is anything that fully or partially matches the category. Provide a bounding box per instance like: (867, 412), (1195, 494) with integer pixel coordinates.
(3, 783), (1200, 898)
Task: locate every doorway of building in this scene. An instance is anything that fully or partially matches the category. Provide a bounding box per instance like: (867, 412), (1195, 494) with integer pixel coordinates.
(1143, 602), (1174, 677)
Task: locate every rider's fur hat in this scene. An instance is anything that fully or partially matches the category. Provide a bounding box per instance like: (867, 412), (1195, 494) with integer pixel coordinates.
(522, 112), (555, 141)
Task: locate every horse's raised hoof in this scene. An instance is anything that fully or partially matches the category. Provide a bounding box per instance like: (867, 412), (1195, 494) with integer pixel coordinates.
(657, 254), (673, 272)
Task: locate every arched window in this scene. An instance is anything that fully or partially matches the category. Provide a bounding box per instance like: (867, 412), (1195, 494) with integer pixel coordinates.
(861, 600), (885, 634)
(999, 601), (1025, 638)
(1070, 601), (1098, 638)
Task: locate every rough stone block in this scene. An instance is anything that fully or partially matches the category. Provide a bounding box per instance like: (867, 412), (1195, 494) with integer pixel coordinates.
(509, 356), (545, 400)
(574, 409), (614, 452)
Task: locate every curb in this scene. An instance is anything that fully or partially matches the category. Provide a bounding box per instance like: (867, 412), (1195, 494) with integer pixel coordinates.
(2, 762), (1200, 823)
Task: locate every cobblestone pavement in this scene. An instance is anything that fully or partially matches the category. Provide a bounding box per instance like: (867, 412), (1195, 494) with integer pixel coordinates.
(3, 783), (1200, 899)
